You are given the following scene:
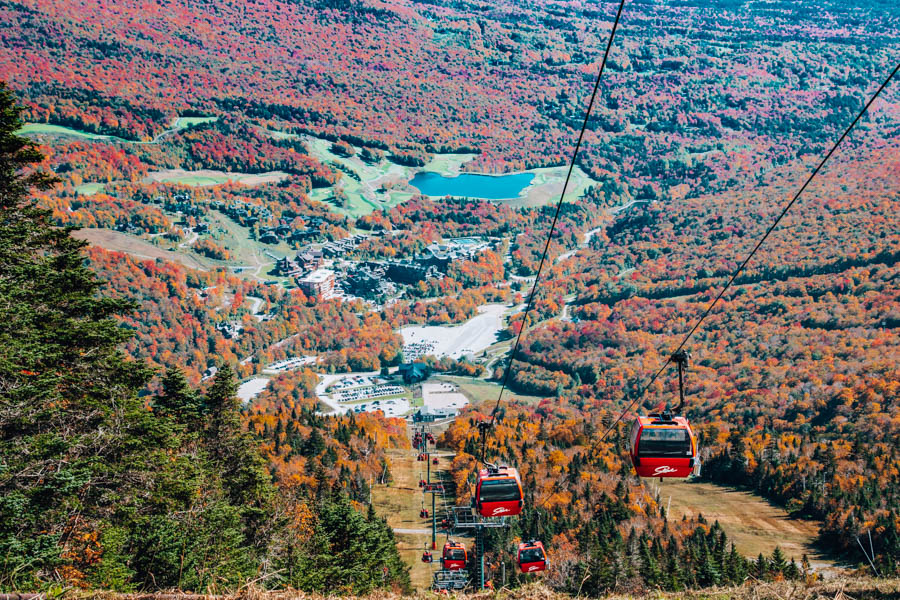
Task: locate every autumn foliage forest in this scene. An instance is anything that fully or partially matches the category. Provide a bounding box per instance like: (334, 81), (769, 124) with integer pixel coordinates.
(3, 0), (900, 594)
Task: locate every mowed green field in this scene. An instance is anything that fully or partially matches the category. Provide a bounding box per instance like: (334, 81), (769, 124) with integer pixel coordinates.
(302, 134), (459, 218)
(170, 175), (228, 186)
(17, 115), (217, 144)
(142, 168), (289, 188)
(172, 116), (217, 130)
(300, 132), (597, 217)
(16, 123), (126, 141)
(74, 182), (106, 195)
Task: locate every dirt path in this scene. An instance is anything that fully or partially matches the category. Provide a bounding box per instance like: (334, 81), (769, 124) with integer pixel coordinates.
(179, 230), (199, 248)
(657, 481), (840, 574)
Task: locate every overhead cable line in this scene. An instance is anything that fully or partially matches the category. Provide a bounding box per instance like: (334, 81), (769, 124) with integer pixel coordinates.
(479, 0), (627, 461)
(587, 60), (900, 456)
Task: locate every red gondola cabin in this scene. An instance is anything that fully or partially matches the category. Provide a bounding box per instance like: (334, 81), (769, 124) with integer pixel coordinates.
(517, 541), (548, 573)
(475, 465), (523, 517)
(442, 541), (467, 571)
(628, 415), (698, 479)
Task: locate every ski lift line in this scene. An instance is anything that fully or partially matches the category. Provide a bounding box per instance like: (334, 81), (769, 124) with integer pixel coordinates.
(484, 0), (628, 456)
(588, 60), (900, 456)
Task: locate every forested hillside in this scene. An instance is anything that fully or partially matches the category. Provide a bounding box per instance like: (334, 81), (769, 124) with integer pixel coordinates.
(485, 125), (900, 573)
(2, 0), (899, 595)
(6, 0), (898, 192)
(0, 86), (410, 593)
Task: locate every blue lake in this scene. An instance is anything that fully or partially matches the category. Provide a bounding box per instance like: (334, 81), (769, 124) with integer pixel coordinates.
(409, 171), (534, 199)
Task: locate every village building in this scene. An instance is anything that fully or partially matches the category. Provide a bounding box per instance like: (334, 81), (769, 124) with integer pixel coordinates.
(322, 234), (368, 257)
(259, 231), (279, 244)
(386, 261), (441, 284)
(297, 249), (325, 271)
(296, 268), (336, 299)
(344, 264), (394, 300)
(275, 256), (303, 277)
(398, 362), (429, 384)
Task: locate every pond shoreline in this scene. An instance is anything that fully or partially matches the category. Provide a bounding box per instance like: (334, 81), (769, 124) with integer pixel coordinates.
(409, 171), (535, 200)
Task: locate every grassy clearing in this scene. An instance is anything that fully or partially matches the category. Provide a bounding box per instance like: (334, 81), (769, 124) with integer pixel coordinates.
(300, 132), (596, 218)
(74, 182), (106, 196)
(172, 116), (218, 130)
(72, 228), (209, 271)
(172, 175), (229, 186)
(512, 164), (594, 208)
(76, 208), (285, 283)
(18, 115), (216, 145)
(142, 168), (289, 188)
(302, 135), (429, 218)
(372, 449), (444, 591)
(434, 375), (545, 407)
(205, 209), (286, 272)
(16, 123), (125, 141)
(265, 128), (300, 140)
(660, 480), (837, 571)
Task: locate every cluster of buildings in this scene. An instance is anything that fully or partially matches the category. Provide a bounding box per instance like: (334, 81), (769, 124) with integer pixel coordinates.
(321, 233), (370, 257)
(385, 261), (443, 284)
(343, 263), (396, 301)
(213, 199), (331, 246)
(340, 261), (440, 302)
(342, 238), (493, 300)
(216, 320), (243, 339)
(419, 238), (493, 269)
(273, 250), (337, 299)
(258, 220), (322, 245)
(163, 193), (203, 217)
(212, 199), (272, 227)
(275, 249), (325, 277)
(267, 235), (495, 304)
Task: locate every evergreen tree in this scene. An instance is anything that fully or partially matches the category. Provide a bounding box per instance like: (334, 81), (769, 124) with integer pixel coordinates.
(0, 81), (182, 589)
(769, 545), (788, 577)
(753, 553), (769, 580)
(203, 364), (274, 538)
(784, 557), (800, 580)
(304, 427), (327, 457)
(154, 366), (205, 426)
(292, 493), (410, 593)
(0, 82), (429, 594)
